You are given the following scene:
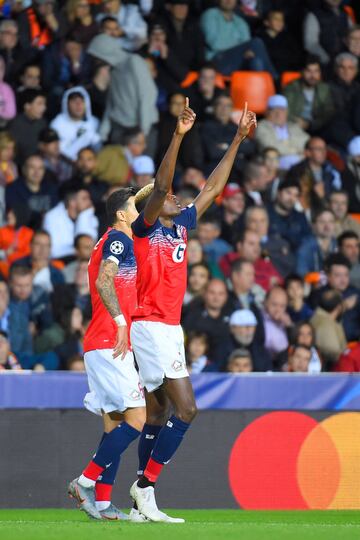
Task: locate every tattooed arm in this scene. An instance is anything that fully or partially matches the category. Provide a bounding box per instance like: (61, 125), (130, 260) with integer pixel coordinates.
(96, 259), (127, 359)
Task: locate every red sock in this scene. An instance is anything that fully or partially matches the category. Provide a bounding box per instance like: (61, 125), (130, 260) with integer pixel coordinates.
(144, 458), (164, 483)
(82, 461), (104, 481)
(95, 482), (113, 502)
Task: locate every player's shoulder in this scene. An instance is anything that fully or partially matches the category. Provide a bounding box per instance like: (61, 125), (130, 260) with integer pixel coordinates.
(132, 211), (160, 238)
(174, 203), (197, 230)
(102, 229), (133, 262)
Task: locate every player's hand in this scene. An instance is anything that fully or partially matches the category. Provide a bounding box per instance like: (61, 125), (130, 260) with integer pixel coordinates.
(236, 102), (257, 140)
(176, 97), (196, 135)
(113, 325), (128, 360)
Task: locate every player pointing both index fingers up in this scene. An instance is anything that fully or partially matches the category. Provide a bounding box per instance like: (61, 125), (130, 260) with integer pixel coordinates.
(129, 101), (256, 522)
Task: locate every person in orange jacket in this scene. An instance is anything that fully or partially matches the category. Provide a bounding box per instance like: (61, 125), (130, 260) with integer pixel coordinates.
(0, 206), (33, 279)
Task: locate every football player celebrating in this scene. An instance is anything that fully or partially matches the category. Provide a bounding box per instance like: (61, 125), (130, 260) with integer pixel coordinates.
(130, 100), (256, 522)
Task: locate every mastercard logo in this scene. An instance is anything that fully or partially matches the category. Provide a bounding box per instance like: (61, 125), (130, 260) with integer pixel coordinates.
(228, 411), (360, 509)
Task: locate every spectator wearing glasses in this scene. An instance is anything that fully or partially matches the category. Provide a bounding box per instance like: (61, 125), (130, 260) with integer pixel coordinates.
(0, 20), (34, 85)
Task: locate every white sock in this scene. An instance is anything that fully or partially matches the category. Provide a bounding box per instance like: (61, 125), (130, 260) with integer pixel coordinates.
(95, 501), (110, 511)
(78, 474), (96, 488)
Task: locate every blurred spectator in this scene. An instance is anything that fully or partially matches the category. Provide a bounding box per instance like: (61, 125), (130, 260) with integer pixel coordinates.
(287, 344), (312, 373)
(275, 321), (322, 373)
(38, 127), (73, 184)
(158, 92), (203, 171)
(186, 63), (224, 123)
(42, 37), (92, 115)
(255, 95), (309, 170)
(50, 86), (101, 161)
(296, 209), (337, 277)
(257, 9), (303, 73)
(52, 259), (90, 316)
(213, 183), (245, 246)
(0, 207), (33, 279)
(241, 159), (268, 207)
(5, 154), (58, 229)
(185, 331), (210, 373)
(67, 353), (85, 371)
(341, 137), (360, 212)
(0, 20), (34, 85)
(8, 88), (47, 165)
(226, 348), (253, 373)
(13, 230), (65, 293)
(43, 188), (98, 259)
(200, 0), (277, 77)
(262, 285), (290, 359)
(303, 0), (352, 65)
(338, 231), (360, 290)
(0, 132), (18, 186)
(267, 175), (312, 252)
(182, 278), (233, 365)
(312, 253), (360, 342)
(262, 146), (281, 202)
(149, 1), (205, 92)
(0, 330), (21, 370)
(329, 53), (360, 111)
(344, 25), (360, 62)
(9, 265), (53, 357)
(131, 155), (155, 188)
(329, 190), (360, 238)
(244, 205), (295, 276)
(97, 0), (147, 52)
(310, 288), (347, 366)
(180, 167), (206, 193)
(63, 233), (95, 283)
(334, 343), (360, 372)
(61, 147), (108, 205)
(17, 0), (66, 51)
(85, 61), (110, 120)
(285, 274), (313, 323)
(0, 56), (16, 127)
(225, 308), (271, 371)
(197, 215), (232, 264)
(187, 237), (204, 267)
(220, 228), (282, 291)
(17, 62), (41, 93)
(183, 262), (210, 305)
(289, 137), (342, 198)
(65, 0), (99, 46)
(201, 94), (254, 174)
(229, 258), (266, 313)
(87, 34), (158, 147)
(284, 55), (335, 135)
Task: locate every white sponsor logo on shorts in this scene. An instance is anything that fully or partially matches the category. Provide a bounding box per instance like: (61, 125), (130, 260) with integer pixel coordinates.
(172, 359), (184, 372)
(130, 389), (141, 400)
(172, 243), (186, 263)
(167, 421), (173, 428)
(110, 241), (124, 255)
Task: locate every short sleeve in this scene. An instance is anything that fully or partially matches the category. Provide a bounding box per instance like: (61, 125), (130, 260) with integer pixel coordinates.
(102, 232), (130, 265)
(131, 211), (159, 238)
(174, 204), (197, 231)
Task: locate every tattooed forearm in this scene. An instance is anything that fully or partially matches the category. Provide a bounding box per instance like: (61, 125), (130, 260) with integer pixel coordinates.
(96, 260), (122, 319)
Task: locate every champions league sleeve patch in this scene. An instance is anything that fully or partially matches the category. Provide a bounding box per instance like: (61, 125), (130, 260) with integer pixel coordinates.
(110, 241), (124, 255)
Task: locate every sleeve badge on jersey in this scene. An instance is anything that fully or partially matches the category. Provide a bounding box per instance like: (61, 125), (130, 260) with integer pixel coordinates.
(110, 240), (124, 255)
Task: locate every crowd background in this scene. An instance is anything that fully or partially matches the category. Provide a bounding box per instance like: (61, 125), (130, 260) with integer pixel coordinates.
(0, 0), (360, 374)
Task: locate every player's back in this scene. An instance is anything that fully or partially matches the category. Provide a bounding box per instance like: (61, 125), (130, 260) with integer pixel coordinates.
(131, 205), (197, 326)
(84, 228), (137, 353)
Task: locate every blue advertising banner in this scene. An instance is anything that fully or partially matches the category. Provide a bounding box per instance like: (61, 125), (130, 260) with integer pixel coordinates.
(1, 372), (360, 410)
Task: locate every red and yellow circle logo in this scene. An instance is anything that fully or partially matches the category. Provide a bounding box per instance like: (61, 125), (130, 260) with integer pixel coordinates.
(228, 411), (360, 509)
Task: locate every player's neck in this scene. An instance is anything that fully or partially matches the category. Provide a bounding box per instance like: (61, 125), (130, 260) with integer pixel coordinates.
(113, 223), (133, 239)
(159, 216), (174, 228)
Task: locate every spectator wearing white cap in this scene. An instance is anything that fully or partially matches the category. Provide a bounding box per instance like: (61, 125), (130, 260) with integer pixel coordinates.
(341, 136), (360, 213)
(255, 94), (309, 170)
(222, 308), (272, 371)
(131, 155), (155, 189)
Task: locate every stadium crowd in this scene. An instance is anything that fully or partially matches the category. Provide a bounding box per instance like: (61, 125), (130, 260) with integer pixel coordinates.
(0, 0), (359, 374)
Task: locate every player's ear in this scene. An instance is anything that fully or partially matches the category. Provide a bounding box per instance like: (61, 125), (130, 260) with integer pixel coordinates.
(116, 209), (127, 223)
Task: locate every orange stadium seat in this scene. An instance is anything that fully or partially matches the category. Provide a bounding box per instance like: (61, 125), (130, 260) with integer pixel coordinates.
(350, 214), (360, 224)
(281, 71), (301, 88)
(181, 71), (226, 89)
(230, 71), (275, 114)
(344, 5), (356, 24)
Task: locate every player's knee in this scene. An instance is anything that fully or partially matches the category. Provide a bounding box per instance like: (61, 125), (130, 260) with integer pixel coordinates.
(146, 406), (170, 426)
(177, 402), (198, 424)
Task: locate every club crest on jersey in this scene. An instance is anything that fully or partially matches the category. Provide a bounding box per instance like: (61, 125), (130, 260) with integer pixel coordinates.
(172, 243), (186, 263)
(110, 241), (124, 255)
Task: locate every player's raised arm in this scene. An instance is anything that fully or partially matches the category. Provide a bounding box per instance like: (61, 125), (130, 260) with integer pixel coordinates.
(143, 97), (196, 225)
(96, 260), (127, 359)
(193, 102), (257, 219)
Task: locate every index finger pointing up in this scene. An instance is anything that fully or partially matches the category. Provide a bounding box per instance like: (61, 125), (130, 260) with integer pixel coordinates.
(185, 97), (189, 108)
(243, 101), (248, 116)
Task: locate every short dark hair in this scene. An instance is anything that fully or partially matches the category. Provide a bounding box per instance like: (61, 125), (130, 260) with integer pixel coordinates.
(106, 187), (136, 226)
(198, 216), (221, 229)
(31, 229), (51, 242)
(303, 54), (321, 70)
(318, 289), (343, 313)
(227, 348), (253, 362)
(100, 15), (119, 28)
(189, 262), (210, 277)
(123, 127), (143, 146)
(20, 88), (46, 109)
(329, 189), (349, 200)
(324, 253), (351, 272)
(285, 273), (304, 289)
(291, 343), (312, 355)
(338, 230), (359, 248)
(74, 234), (93, 249)
(9, 265), (33, 280)
(312, 208), (335, 224)
(230, 258), (252, 274)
